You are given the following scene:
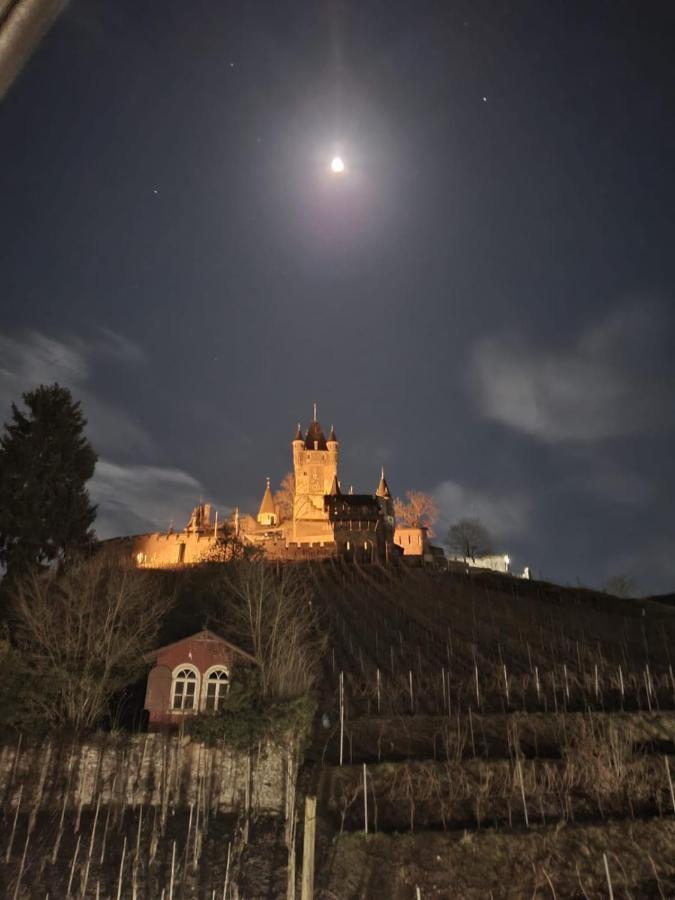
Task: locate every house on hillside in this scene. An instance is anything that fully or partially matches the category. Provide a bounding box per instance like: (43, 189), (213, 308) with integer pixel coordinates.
(143, 630), (256, 730)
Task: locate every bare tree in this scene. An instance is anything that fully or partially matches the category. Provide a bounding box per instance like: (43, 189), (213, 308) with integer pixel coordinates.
(394, 490), (439, 533)
(273, 472), (295, 522)
(219, 561), (324, 698)
(446, 518), (493, 562)
(602, 574), (638, 599)
(200, 524), (262, 563)
(9, 552), (173, 731)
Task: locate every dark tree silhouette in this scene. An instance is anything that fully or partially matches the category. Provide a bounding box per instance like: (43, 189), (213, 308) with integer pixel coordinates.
(0, 383), (97, 580)
(446, 517), (493, 561)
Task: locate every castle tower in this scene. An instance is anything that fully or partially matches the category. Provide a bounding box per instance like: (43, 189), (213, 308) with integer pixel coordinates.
(292, 405), (339, 534)
(257, 477), (277, 526)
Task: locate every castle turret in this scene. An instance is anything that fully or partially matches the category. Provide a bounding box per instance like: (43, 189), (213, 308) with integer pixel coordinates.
(376, 466), (391, 499)
(257, 477), (278, 526)
(292, 404), (339, 530)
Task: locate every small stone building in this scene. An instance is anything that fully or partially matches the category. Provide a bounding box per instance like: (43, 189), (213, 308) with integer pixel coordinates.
(144, 630), (256, 730)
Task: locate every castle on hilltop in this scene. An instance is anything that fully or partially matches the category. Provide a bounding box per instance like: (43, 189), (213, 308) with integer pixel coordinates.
(117, 408), (434, 567)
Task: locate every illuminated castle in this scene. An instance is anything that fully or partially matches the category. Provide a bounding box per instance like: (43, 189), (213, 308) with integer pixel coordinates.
(117, 407), (430, 566)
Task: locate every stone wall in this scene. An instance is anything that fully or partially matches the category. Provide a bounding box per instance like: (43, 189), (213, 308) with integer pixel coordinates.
(0, 733), (295, 816)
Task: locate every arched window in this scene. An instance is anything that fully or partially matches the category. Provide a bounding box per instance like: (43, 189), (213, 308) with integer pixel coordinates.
(171, 667), (199, 711)
(204, 667), (229, 711)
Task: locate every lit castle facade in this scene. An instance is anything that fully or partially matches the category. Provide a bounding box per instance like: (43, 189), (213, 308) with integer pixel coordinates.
(115, 409), (429, 567)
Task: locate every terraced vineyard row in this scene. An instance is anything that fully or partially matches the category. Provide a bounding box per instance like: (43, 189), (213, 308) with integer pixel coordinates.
(301, 562), (675, 898)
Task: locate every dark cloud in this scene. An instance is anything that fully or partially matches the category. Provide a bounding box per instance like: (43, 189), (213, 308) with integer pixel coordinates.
(469, 304), (673, 443)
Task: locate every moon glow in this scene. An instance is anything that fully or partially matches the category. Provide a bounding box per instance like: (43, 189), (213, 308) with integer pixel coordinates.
(330, 156), (345, 174)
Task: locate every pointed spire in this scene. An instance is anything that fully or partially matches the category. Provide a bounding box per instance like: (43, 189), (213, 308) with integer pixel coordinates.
(328, 474), (341, 496)
(376, 466), (391, 499)
(313, 401), (317, 422)
(257, 476), (276, 518)
(294, 423), (303, 441)
(328, 424), (337, 442)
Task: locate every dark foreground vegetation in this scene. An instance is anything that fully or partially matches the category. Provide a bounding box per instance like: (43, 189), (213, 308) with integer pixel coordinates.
(1, 558), (674, 897)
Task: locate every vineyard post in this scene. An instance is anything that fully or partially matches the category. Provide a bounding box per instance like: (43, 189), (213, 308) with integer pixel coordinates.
(665, 756), (675, 815)
(116, 836), (127, 900)
(66, 834), (81, 897)
(376, 668), (381, 714)
(339, 671), (345, 766)
(409, 670), (414, 714)
(644, 669), (653, 713)
(363, 763), (368, 834)
(516, 759), (529, 828)
(11, 833), (30, 900)
(301, 796), (316, 900)
(603, 853), (615, 900)
(169, 840), (176, 900)
(5, 782), (22, 862)
(222, 841), (231, 899)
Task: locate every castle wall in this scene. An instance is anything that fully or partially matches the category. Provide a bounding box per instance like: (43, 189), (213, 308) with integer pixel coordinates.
(115, 531), (218, 567)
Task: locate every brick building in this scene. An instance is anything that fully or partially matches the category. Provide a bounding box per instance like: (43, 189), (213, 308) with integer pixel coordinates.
(143, 630), (256, 729)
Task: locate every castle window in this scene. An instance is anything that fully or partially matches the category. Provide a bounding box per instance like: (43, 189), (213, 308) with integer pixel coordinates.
(203, 667), (229, 711)
(171, 667), (199, 711)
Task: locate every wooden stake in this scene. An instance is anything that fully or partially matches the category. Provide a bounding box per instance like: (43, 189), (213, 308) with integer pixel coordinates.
(81, 794), (101, 898)
(339, 671), (345, 766)
(665, 756), (675, 815)
(516, 759), (529, 827)
(66, 834), (81, 897)
(409, 670), (414, 714)
(222, 842), (231, 900)
(99, 804), (112, 865)
(116, 836), (127, 900)
(12, 832), (30, 900)
(603, 852), (614, 900)
(301, 796), (316, 900)
(169, 840), (175, 900)
(5, 783), (22, 862)
(363, 764), (368, 835)
(376, 668), (381, 714)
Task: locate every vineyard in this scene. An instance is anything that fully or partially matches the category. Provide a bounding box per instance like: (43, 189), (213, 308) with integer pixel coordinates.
(303, 561), (675, 898)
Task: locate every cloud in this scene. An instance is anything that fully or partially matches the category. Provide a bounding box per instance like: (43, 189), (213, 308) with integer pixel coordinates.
(90, 460), (224, 539)
(468, 304), (672, 443)
(0, 329), (150, 456)
(0, 329), (215, 539)
(433, 479), (532, 544)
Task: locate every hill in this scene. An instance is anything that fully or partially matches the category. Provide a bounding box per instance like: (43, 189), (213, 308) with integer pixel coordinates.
(299, 561), (675, 898)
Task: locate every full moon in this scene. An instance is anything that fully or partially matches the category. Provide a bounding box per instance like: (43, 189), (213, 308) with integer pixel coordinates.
(330, 156), (345, 174)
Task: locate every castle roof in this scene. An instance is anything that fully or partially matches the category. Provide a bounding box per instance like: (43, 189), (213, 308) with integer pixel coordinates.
(376, 466), (392, 499)
(328, 474), (341, 496)
(257, 477), (276, 517)
(304, 418), (328, 450)
(293, 424), (303, 441)
(328, 425), (338, 442)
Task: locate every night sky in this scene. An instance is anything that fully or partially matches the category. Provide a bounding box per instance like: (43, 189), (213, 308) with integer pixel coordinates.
(1, 1), (674, 593)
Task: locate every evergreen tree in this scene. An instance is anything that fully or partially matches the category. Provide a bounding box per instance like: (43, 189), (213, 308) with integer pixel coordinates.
(0, 384), (97, 580)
